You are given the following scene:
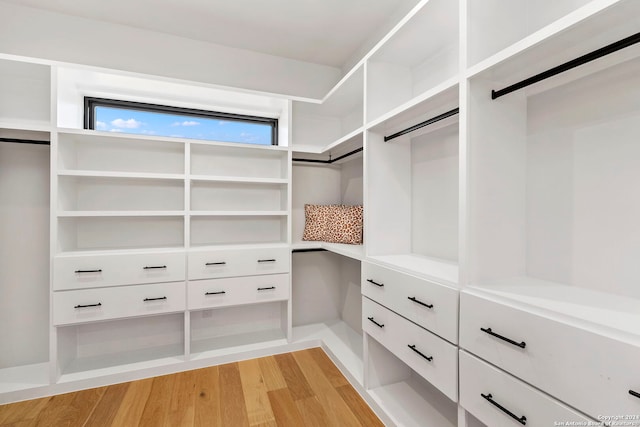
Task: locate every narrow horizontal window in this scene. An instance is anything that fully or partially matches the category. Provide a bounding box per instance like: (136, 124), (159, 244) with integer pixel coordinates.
(84, 97), (278, 146)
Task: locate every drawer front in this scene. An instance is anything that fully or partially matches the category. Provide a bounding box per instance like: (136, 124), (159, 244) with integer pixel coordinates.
(53, 281), (186, 325)
(362, 262), (459, 343)
(188, 247), (289, 280)
(362, 297), (458, 402)
(188, 274), (289, 310)
(460, 291), (640, 419)
(460, 351), (591, 427)
(54, 251), (186, 291)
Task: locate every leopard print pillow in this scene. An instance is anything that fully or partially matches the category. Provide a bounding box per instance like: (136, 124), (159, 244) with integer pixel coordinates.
(324, 205), (363, 245)
(302, 204), (363, 245)
(302, 204), (338, 241)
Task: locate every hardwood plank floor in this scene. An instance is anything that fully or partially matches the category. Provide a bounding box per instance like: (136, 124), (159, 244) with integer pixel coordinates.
(0, 348), (383, 427)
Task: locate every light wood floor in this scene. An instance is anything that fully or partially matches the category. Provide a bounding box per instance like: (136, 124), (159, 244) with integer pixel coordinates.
(0, 348), (383, 427)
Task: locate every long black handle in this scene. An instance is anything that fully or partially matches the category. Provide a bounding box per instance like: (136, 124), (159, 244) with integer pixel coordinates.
(74, 302), (102, 308)
(143, 296), (167, 302)
(367, 279), (384, 287)
(75, 269), (102, 273)
(481, 327), (526, 349)
(408, 296), (433, 309)
(481, 393), (527, 425)
(257, 259), (276, 263)
(630, 390), (640, 399)
(408, 344), (433, 362)
(257, 286), (276, 291)
(367, 317), (384, 328)
(143, 265), (167, 270)
(205, 262), (226, 266)
(205, 291), (226, 295)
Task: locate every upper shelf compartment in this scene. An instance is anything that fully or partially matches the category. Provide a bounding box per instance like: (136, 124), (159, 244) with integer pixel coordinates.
(0, 58), (50, 129)
(366, 0), (459, 125)
(292, 66), (364, 154)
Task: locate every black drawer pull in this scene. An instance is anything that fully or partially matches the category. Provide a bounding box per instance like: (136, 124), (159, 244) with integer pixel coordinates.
(257, 286), (276, 291)
(367, 317), (384, 328)
(367, 279), (384, 287)
(143, 265), (167, 270)
(630, 390), (640, 399)
(408, 296), (433, 309)
(408, 344), (433, 362)
(481, 393), (527, 425)
(205, 291), (226, 295)
(74, 302), (101, 309)
(257, 259), (276, 263)
(143, 296), (167, 302)
(205, 262), (226, 266)
(74, 269), (102, 273)
(481, 327), (526, 349)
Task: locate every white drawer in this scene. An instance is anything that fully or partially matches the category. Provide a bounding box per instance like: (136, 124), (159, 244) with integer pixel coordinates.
(188, 274), (289, 310)
(53, 251), (186, 291)
(53, 281), (186, 325)
(362, 297), (458, 402)
(362, 262), (459, 343)
(188, 247), (289, 280)
(460, 351), (591, 427)
(460, 291), (640, 419)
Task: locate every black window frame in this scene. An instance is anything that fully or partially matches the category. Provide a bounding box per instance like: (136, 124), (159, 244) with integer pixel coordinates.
(84, 97), (279, 146)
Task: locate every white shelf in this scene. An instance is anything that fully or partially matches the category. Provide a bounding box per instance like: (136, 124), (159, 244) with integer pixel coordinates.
(468, 277), (640, 344)
(190, 210), (288, 217)
(292, 241), (364, 261)
(368, 375), (457, 427)
(0, 120), (52, 133)
(190, 329), (288, 360)
(190, 175), (288, 184)
(0, 363), (49, 394)
(57, 210), (186, 217)
(58, 170), (185, 180)
(368, 254), (458, 286)
(55, 246), (186, 257)
(189, 242), (289, 252)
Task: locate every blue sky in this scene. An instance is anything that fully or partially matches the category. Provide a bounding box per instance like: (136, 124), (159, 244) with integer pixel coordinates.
(95, 106), (273, 145)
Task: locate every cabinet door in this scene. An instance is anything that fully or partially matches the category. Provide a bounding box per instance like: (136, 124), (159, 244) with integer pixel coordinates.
(188, 247), (289, 280)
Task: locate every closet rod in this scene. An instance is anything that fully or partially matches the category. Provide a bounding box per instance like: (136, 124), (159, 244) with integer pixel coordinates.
(292, 248), (328, 253)
(492, 30), (640, 99)
(383, 108), (459, 142)
(0, 137), (50, 145)
(292, 147), (363, 164)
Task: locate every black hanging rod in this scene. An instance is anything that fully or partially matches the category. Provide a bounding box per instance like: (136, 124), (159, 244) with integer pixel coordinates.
(292, 248), (328, 253)
(0, 137), (50, 146)
(293, 147), (363, 164)
(492, 30), (640, 99)
(384, 108), (459, 142)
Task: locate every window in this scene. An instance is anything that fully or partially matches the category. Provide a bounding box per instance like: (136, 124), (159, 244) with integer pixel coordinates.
(84, 97), (278, 146)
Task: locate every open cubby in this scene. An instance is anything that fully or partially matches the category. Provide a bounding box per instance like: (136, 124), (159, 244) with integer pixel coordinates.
(190, 143), (288, 179)
(0, 59), (50, 127)
(190, 181), (287, 212)
(367, 98), (459, 283)
(57, 216), (184, 252)
(366, 0), (458, 124)
(57, 132), (185, 175)
(467, 44), (640, 325)
(56, 313), (184, 380)
(190, 301), (287, 358)
(58, 176), (184, 212)
(190, 216), (287, 247)
(292, 66), (364, 151)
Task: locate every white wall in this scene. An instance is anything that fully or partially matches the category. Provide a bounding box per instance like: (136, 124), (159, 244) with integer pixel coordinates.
(0, 1), (341, 99)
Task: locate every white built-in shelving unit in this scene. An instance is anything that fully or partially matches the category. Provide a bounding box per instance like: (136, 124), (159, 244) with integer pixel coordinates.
(1, 0), (640, 425)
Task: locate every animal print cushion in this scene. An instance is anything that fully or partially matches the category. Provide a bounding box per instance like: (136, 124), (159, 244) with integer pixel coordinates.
(302, 204), (363, 245)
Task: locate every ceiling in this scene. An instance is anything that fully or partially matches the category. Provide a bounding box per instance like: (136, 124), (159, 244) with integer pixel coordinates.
(3, 0), (416, 68)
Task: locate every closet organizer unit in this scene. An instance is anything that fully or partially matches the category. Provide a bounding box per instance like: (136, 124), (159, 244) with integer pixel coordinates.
(0, 58), (52, 394)
(361, 0), (461, 425)
(461, 1), (640, 425)
(291, 64), (365, 384)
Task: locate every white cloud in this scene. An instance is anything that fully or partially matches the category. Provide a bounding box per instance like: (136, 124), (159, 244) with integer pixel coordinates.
(111, 118), (142, 129)
(240, 132), (259, 142)
(109, 129), (123, 133)
(96, 121), (107, 130)
(141, 130), (156, 135)
(171, 120), (200, 127)
(169, 134), (184, 138)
